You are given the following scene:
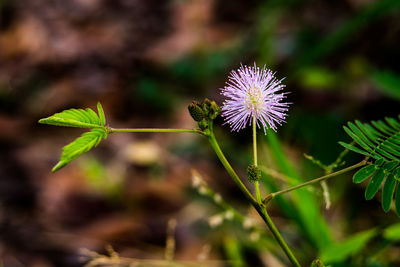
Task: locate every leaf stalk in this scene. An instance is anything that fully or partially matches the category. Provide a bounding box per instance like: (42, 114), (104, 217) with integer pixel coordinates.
(108, 127), (205, 135)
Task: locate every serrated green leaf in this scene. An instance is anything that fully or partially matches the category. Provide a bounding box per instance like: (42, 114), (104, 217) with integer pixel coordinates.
(396, 183), (400, 217)
(97, 102), (106, 125)
(52, 128), (107, 172)
(353, 165), (377, 183)
(383, 160), (399, 171)
(382, 174), (397, 212)
(365, 169), (386, 200)
(39, 107), (104, 128)
(338, 142), (371, 157)
(86, 108), (99, 123)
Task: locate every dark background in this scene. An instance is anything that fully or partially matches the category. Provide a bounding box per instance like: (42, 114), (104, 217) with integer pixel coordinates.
(1, 0), (400, 266)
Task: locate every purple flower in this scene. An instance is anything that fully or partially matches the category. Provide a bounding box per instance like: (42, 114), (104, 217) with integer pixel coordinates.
(220, 63), (289, 133)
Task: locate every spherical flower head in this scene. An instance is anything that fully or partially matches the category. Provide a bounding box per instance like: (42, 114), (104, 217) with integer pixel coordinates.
(220, 63), (289, 133)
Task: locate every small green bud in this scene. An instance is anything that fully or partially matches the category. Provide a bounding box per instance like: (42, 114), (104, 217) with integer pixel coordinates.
(209, 101), (221, 120)
(202, 98), (211, 115)
(247, 165), (261, 182)
(198, 119), (208, 130)
(202, 98), (221, 120)
(310, 259), (325, 267)
(188, 101), (204, 122)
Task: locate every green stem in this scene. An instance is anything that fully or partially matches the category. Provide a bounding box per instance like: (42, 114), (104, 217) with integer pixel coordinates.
(253, 116), (262, 204)
(207, 120), (301, 267)
(207, 121), (257, 205)
(256, 206), (301, 267)
(108, 127), (204, 135)
(109, 121), (301, 266)
(263, 160), (367, 204)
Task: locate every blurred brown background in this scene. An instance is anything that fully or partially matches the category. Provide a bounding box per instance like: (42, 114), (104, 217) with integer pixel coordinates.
(1, 0), (400, 266)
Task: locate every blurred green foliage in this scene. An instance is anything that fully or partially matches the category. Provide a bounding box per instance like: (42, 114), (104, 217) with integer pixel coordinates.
(371, 70), (400, 101)
(263, 132), (333, 251)
(320, 228), (377, 264)
(79, 156), (123, 200)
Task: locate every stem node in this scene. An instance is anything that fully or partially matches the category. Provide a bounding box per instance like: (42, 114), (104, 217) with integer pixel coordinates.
(263, 193), (275, 205)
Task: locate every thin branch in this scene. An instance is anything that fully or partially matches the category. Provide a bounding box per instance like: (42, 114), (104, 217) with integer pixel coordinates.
(108, 127), (204, 135)
(263, 159), (368, 204)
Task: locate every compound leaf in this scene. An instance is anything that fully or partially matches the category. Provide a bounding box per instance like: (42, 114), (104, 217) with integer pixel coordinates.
(341, 116), (400, 214)
(382, 174), (397, 212)
(353, 165), (376, 183)
(52, 128), (107, 172)
(338, 142), (371, 157)
(97, 102), (106, 125)
(383, 160), (399, 171)
(39, 105), (105, 128)
(365, 169), (386, 200)
(340, 116), (400, 161)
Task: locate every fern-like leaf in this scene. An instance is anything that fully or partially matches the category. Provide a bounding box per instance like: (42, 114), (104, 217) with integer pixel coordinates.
(340, 115), (400, 216)
(39, 103), (109, 172)
(52, 128), (107, 172)
(39, 102), (106, 128)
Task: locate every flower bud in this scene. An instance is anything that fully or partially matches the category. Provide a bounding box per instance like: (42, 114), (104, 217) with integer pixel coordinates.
(209, 101), (221, 120)
(247, 165), (261, 182)
(202, 98), (221, 120)
(188, 101), (204, 122)
(198, 119), (208, 130)
(202, 98), (211, 115)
